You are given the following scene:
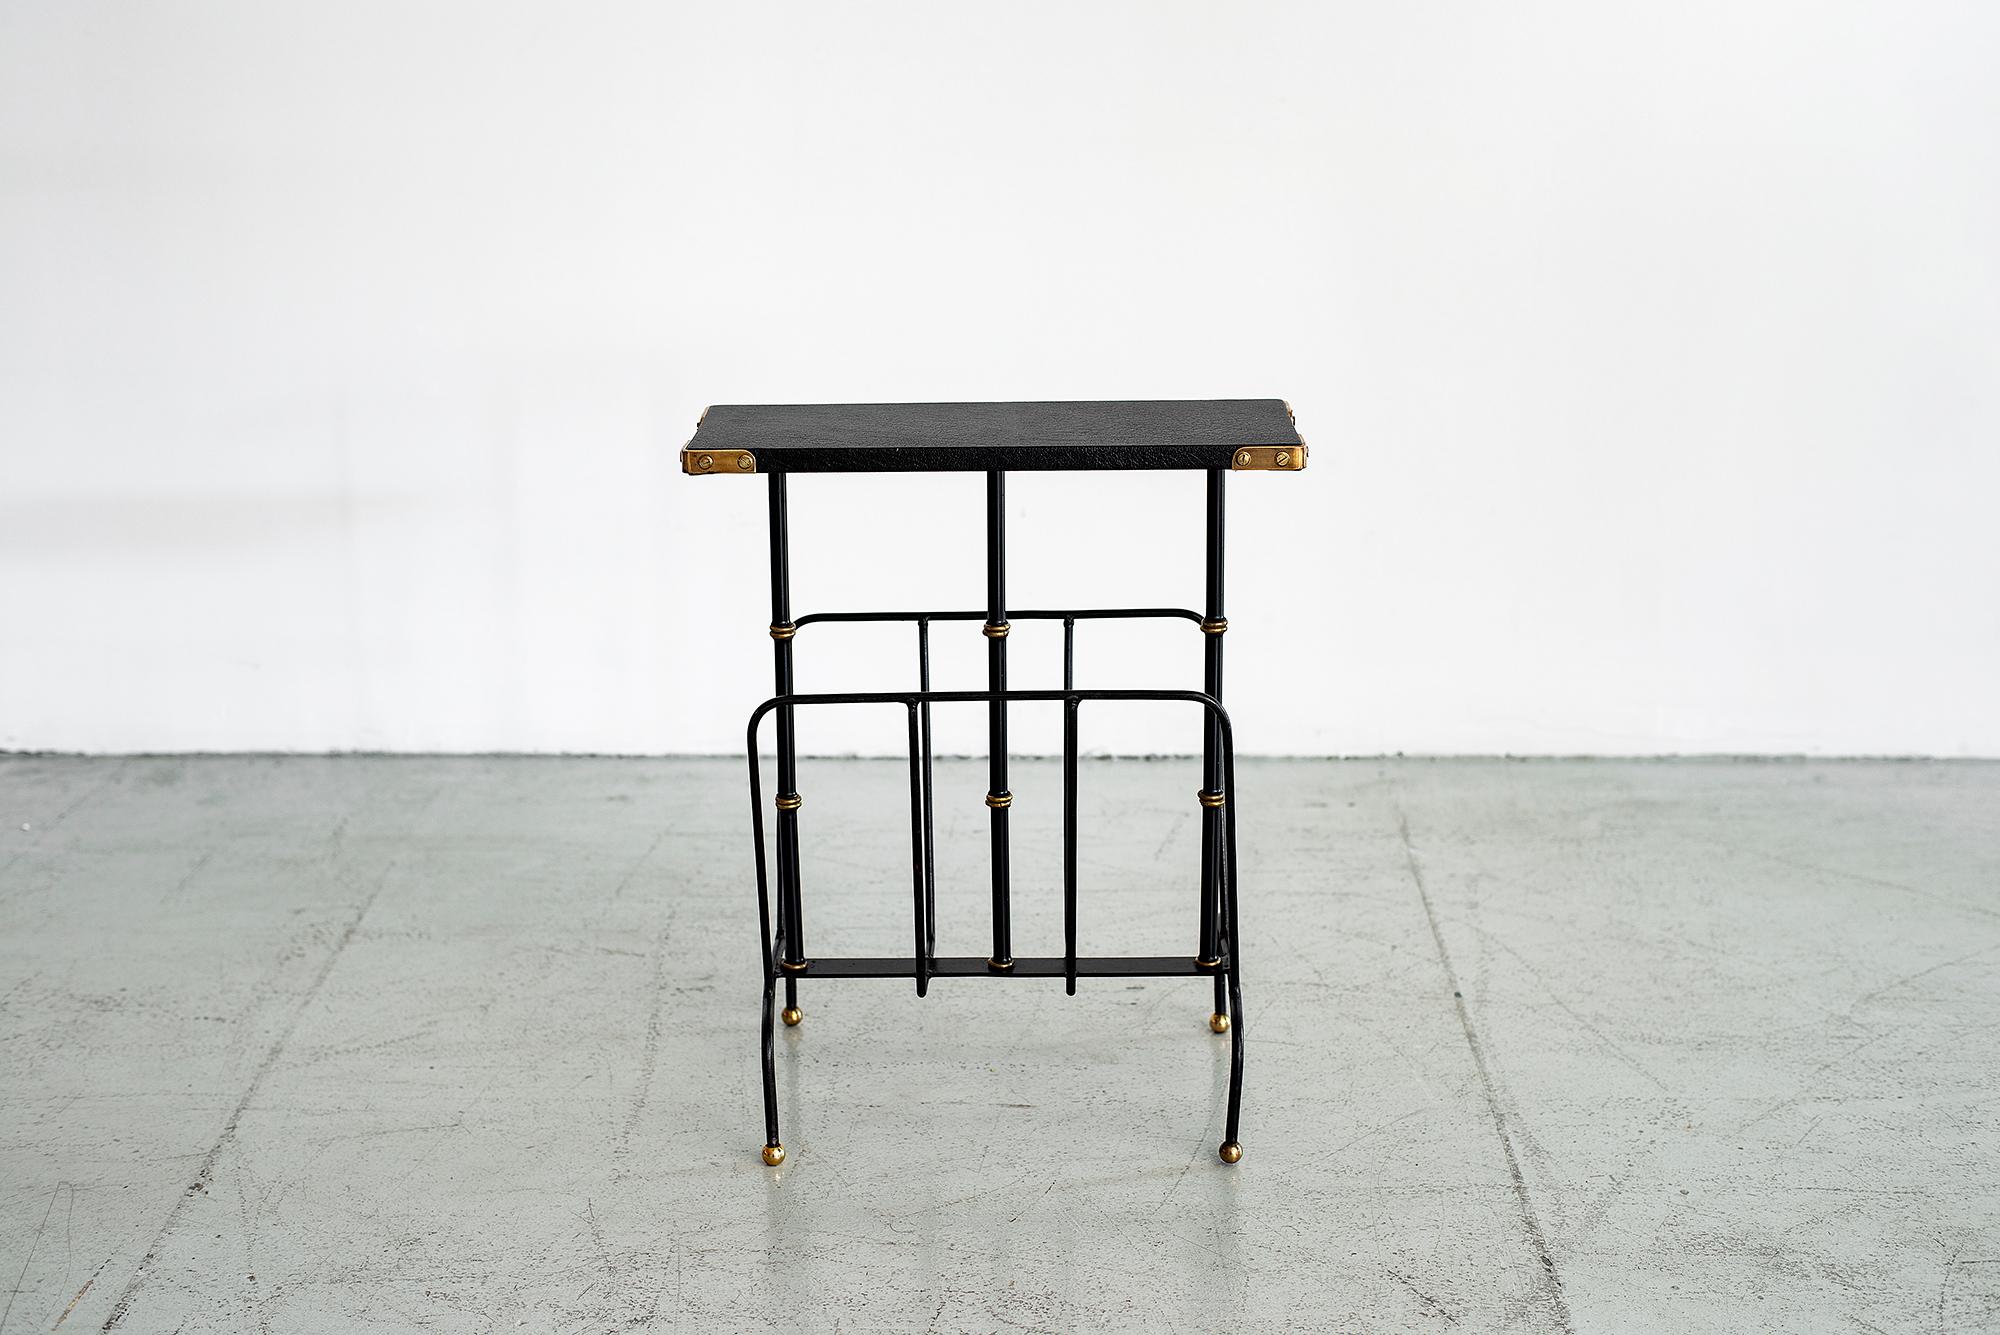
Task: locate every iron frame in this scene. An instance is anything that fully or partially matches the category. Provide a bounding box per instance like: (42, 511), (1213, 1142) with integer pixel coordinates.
(750, 470), (1245, 1165)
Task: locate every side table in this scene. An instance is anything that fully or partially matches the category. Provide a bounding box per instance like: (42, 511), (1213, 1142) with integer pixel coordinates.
(681, 400), (1307, 1167)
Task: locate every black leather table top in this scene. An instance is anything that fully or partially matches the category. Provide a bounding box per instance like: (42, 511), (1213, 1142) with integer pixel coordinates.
(685, 399), (1303, 473)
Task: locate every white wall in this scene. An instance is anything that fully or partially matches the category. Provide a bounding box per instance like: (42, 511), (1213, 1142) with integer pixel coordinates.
(3, 1), (1996, 757)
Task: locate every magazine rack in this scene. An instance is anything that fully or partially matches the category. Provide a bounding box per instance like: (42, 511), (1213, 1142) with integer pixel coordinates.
(681, 400), (1306, 1168)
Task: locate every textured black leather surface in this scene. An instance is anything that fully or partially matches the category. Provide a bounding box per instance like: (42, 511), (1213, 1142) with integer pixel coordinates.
(689, 399), (1302, 473)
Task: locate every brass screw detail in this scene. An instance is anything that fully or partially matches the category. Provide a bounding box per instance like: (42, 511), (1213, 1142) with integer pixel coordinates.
(680, 447), (755, 475)
(1229, 444), (1307, 472)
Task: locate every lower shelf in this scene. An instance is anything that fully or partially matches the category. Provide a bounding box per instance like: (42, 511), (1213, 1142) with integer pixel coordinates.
(782, 955), (1227, 980)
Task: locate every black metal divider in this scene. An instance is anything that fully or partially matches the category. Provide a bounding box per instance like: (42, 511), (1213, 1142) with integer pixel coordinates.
(746, 687), (1243, 1164)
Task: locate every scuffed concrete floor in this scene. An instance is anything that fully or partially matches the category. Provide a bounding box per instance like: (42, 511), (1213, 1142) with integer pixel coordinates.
(0, 757), (1996, 1333)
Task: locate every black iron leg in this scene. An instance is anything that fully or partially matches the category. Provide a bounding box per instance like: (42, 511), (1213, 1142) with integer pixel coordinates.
(747, 725), (786, 1166)
(905, 703), (931, 997)
(985, 471), (1014, 970)
(769, 475), (806, 1026)
(917, 620), (936, 969)
(1220, 741), (1245, 1164)
(1222, 958), (1245, 1163)
(760, 942), (784, 1165)
(1062, 697), (1079, 996)
(1199, 469), (1230, 1030)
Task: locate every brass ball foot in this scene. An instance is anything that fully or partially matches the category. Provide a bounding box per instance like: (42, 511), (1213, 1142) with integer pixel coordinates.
(1209, 1012), (1231, 1034)
(780, 1006), (804, 1027)
(761, 1144), (786, 1167)
(1218, 1141), (1243, 1164)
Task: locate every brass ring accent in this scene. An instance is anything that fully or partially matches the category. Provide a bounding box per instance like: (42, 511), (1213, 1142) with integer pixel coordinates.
(769, 623), (796, 640)
(776, 793), (802, 811)
(982, 621), (1010, 639)
(779, 959), (809, 972)
(987, 957), (1014, 972)
(1195, 955), (1223, 969)
(985, 792), (1013, 810)
(1201, 618), (1228, 635)
(1198, 790), (1226, 808)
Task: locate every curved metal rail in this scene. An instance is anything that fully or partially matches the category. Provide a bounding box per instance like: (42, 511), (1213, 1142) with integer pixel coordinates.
(744, 687), (1244, 1161)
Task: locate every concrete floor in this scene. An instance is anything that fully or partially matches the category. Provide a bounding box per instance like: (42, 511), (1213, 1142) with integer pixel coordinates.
(0, 757), (1995, 1333)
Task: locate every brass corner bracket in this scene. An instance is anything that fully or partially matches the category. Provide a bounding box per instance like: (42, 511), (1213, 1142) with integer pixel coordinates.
(682, 447), (756, 476)
(985, 791), (1013, 810)
(1200, 617), (1228, 636)
(775, 792), (802, 811)
(1198, 790), (1226, 809)
(982, 621), (1010, 639)
(1231, 444), (1306, 471)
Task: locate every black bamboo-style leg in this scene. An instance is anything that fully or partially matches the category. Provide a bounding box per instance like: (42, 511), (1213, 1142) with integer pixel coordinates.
(985, 472), (1014, 971)
(769, 475), (806, 1026)
(1200, 469), (1230, 1031)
